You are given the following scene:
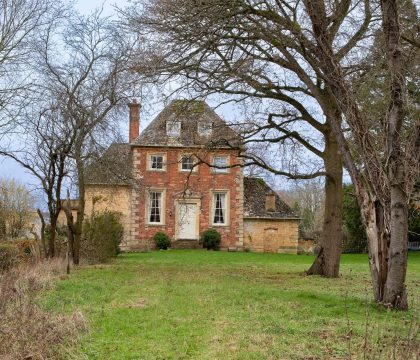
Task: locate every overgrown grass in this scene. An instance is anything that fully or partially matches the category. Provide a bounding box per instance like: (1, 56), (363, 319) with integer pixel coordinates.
(0, 258), (87, 360)
(44, 251), (420, 359)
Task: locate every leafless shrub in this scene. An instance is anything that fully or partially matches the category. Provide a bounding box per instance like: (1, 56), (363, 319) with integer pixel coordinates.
(0, 258), (87, 360)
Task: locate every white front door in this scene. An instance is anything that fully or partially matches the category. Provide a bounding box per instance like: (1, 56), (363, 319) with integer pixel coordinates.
(178, 203), (197, 239)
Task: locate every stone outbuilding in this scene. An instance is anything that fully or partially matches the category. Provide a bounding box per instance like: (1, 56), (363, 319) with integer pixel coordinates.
(243, 177), (300, 253)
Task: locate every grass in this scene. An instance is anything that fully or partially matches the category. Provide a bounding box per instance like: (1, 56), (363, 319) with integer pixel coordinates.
(43, 251), (420, 359)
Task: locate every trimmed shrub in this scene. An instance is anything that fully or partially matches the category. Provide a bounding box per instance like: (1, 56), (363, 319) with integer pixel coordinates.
(0, 242), (19, 271)
(154, 232), (171, 250)
(202, 228), (221, 250)
(81, 211), (123, 263)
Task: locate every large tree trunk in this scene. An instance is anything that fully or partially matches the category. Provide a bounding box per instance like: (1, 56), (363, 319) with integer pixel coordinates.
(307, 122), (343, 278)
(384, 183), (408, 308)
(359, 187), (407, 308)
(381, 0), (408, 309)
(360, 194), (389, 302)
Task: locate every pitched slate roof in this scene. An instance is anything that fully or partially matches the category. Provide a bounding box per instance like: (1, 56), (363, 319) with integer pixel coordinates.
(244, 177), (299, 219)
(85, 143), (132, 185)
(133, 100), (240, 148)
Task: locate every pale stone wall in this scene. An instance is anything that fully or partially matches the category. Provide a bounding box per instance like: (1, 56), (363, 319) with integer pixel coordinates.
(243, 218), (299, 254)
(84, 185), (131, 250)
(57, 209), (77, 227)
(297, 238), (315, 254)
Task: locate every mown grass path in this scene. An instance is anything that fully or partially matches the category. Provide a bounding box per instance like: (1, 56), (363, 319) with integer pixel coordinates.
(44, 251), (420, 359)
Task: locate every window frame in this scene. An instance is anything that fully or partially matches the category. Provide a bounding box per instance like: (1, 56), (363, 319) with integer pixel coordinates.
(146, 189), (166, 225)
(212, 155), (229, 174)
(166, 120), (181, 137)
(179, 154), (198, 172)
(147, 153), (166, 172)
(211, 191), (229, 226)
(198, 122), (212, 136)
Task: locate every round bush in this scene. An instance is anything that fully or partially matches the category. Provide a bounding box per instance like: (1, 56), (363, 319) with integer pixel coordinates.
(82, 211), (123, 263)
(154, 232), (171, 250)
(202, 228), (221, 250)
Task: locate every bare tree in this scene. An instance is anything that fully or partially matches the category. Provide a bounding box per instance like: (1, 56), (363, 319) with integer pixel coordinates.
(36, 10), (140, 265)
(0, 103), (73, 257)
(0, 0), (63, 136)
(286, 179), (325, 238)
(127, 0), (419, 308)
(0, 0), (69, 256)
(125, 0), (345, 278)
(0, 178), (35, 239)
(297, 0), (418, 309)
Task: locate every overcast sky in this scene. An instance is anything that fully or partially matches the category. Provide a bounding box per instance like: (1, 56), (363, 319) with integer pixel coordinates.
(0, 0), (129, 185)
(0, 0), (249, 189)
(0, 0), (311, 193)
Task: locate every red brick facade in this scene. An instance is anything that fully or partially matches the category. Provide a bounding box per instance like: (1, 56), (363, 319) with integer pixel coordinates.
(130, 146), (244, 250)
(84, 101), (298, 253)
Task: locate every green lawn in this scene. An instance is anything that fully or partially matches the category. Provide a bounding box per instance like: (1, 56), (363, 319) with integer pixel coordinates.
(44, 251), (420, 359)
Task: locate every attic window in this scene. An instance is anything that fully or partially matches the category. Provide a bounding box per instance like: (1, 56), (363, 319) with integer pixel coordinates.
(198, 122), (212, 136)
(166, 120), (181, 137)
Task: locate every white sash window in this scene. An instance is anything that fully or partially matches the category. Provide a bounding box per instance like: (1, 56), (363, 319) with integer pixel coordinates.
(212, 192), (227, 225)
(149, 191), (162, 223)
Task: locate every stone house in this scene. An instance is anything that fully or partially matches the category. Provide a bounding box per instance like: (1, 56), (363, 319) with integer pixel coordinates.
(84, 100), (300, 252)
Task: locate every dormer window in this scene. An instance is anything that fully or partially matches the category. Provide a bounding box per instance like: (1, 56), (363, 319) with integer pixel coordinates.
(198, 122), (212, 136)
(166, 120), (181, 137)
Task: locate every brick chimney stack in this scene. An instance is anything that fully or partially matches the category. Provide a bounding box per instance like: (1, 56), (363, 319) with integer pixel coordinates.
(128, 100), (140, 143)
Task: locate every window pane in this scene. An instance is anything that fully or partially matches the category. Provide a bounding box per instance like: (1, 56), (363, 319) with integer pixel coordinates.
(213, 156), (228, 173)
(198, 122), (212, 136)
(149, 192), (162, 223)
(213, 193), (226, 224)
(151, 155), (163, 169)
(166, 121), (181, 136)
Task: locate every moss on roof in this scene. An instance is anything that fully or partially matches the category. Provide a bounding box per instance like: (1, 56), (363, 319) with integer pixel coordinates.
(171, 99), (206, 112)
(244, 177), (299, 219)
(133, 100), (240, 148)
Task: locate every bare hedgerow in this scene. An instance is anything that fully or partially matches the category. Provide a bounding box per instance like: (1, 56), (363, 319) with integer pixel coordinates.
(0, 259), (87, 360)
